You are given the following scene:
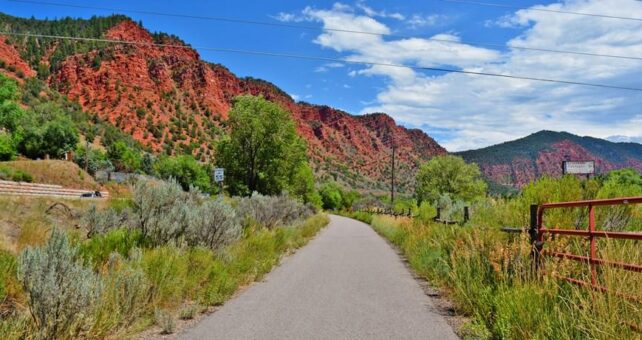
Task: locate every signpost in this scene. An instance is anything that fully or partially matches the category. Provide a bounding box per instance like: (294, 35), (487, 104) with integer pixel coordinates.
(562, 161), (595, 179)
(214, 168), (224, 182)
(214, 168), (224, 194)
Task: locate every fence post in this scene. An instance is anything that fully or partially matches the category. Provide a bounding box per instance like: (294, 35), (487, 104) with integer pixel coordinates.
(435, 207), (441, 222)
(529, 204), (543, 274)
(588, 204), (597, 286)
(463, 206), (470, 224)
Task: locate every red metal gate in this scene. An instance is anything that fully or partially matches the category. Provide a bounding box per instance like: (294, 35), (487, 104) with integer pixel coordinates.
(534, 197), (642, 298)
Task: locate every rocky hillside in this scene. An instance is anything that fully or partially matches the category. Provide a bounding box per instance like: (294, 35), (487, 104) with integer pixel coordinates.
(458, 131), (642, 190)
(0, 14), (446, 192)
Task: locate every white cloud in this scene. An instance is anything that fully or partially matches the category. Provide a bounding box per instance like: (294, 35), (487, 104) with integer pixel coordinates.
(314, 62), (345, 72)
(272, 12), (307, 22)
(290, 93), (301, 101)
(607, 135), (642, 144)
(297, 0), (642, 151)
(355, 0), (405, 20)
(407, 14), (445, 28)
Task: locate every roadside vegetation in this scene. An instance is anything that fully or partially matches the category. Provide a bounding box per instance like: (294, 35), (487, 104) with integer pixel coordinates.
(0, 71), (334, 338)
(0, 178), (328, 338)
(355, 155), (642, 339)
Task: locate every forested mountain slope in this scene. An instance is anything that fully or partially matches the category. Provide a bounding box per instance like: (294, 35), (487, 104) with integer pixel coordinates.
(0, 14), (446, 192)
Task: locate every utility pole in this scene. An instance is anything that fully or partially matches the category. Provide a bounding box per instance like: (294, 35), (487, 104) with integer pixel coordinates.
(84, 139), (89, 173)
(390, 130), (395, 207)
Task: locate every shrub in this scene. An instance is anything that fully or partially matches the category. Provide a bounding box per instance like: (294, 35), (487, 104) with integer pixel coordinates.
(436, 193), (465, 222)
(0, 167), (32, 183)
(154, 309), (175, 334)
(319, 182), (344, 210)
(186, 200), (241, 249)
(236, 193), (313, 229)
(179, 304), (199, 320)
(131, 179), (197, 246)
(17, 230), (102, 339)
(83, 205), (130, 237)
(80, 229), (144, 267)
(416, 201), (437, 224)
(154, 155), (211, 192)
(0, 132), (15, 161)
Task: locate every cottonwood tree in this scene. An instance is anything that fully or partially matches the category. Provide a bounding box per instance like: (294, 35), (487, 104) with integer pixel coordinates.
(217, 95), (311, 198)
(415, 155), (487, 204)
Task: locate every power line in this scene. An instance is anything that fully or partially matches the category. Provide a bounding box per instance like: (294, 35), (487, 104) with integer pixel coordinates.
(438, 0), (642, 22)
(2, 31), (642, 92)
(7, 0), (642, 61)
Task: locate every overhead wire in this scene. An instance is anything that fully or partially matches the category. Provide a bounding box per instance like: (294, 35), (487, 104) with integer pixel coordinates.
(7, 0), (642, 61)
(2, 31), (641, 92)
(437, 0), (642, 22)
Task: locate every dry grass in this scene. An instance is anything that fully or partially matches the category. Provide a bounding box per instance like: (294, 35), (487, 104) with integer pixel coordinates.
(370, 214), (642, 339)
(0, 160), (100, 190)
(0, 196), (110, 253)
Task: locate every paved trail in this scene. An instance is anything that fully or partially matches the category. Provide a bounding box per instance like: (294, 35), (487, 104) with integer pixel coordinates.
(181, 215), (458, 340)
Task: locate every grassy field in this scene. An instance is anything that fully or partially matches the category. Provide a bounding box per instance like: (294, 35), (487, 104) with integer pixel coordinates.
(367, 213), (641, 339)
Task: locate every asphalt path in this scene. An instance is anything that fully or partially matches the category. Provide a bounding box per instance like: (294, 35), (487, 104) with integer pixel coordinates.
(180, 214), (458, 340)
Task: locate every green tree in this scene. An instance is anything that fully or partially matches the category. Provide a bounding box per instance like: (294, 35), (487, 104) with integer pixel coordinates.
(40, 119), (79, 158)
(0, 74), (25, 132)
(0, 132), (16, 161)
(107, 140), (141, 172)
(415, 155), (487, 204)
(217, 95), (308, 196)
(319, 182), (344, 210)
(290, 163), (321, 207)
(154, 155), (211, 192)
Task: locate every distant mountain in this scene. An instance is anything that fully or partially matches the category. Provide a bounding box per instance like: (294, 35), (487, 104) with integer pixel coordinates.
(0, 14), (446, 193)
(458, 130), (642, 190)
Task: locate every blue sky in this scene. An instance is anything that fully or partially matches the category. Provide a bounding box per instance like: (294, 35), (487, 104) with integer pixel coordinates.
(3, 0), (642, 151)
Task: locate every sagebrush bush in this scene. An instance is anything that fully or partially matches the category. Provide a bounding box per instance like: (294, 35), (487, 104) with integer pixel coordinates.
(17, 229), (102, 339)
(84, 205), (131, 237)
(186, 200), (241, 249)
(154, 309), (175, 334)
(131, 178), (198, 246)
(236, 192), (313, 229)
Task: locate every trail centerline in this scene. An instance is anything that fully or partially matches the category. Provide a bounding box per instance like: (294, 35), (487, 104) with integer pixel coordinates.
(180, 214), (458, 340)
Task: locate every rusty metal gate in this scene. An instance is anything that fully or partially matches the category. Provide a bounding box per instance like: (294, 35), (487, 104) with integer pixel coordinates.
(531, 197), (642, 299)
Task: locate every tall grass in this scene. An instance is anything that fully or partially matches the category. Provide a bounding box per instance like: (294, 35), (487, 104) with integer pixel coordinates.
(370, 213), (641, 339)
(0, 211), (328, 339)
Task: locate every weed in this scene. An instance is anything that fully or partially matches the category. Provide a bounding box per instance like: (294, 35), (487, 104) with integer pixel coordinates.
(179, 303), (199, 320)
(154, 309), (175, 334)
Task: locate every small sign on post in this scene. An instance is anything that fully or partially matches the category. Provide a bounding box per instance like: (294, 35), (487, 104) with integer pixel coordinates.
(214, 168), (224, 182)
(562, 161), (595, 179)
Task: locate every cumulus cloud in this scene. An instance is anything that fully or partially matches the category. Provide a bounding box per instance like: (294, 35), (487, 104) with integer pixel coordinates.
(295, 0), (642, 151)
